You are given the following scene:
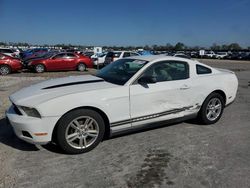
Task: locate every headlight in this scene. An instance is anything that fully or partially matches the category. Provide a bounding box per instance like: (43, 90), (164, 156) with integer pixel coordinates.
(19, 106), (41, 118)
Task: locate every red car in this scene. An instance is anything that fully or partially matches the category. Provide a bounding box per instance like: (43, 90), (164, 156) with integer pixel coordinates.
(0, 53), (22, 75)
(27, 52), (93, 73)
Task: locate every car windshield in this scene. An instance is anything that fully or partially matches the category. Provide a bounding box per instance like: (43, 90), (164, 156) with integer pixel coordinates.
(96, 58), (148, 85)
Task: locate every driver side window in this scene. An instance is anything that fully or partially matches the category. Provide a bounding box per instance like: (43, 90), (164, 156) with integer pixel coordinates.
(142, 61), (189, 82)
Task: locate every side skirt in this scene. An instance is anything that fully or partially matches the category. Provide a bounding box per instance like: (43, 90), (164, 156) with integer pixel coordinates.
(110, 113), (197, 137)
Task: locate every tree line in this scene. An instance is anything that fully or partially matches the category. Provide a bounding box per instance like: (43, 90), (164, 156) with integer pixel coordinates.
(1, 41), (250, 51)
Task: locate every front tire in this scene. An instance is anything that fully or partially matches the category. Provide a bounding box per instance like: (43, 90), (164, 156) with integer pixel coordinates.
(198, 92), (225, 125)
(56, 109), (105, 154)
(0, 65), (11, 75)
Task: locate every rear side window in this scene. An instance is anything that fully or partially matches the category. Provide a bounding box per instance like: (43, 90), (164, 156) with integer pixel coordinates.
(196, 65), (212, 74)
(66, 53), (76, 58)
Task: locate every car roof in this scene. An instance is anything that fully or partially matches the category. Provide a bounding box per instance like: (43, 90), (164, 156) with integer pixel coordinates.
(126, 55), (191, 62)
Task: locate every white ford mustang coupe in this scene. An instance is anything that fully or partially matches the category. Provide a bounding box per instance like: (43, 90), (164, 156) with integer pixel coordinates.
(6, 55), (238, 154)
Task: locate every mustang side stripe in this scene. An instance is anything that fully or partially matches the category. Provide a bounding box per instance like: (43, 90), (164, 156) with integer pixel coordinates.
(110, 106), (193, 127)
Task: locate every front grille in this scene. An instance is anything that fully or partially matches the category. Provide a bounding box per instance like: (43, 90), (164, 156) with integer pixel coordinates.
(13, 104), (22, 115)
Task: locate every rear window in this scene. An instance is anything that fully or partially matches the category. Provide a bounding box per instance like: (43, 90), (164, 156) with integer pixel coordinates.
(196, 64), (212, 74)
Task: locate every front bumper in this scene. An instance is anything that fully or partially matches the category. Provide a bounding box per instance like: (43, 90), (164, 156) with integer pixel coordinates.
(6, 105), (60, 145)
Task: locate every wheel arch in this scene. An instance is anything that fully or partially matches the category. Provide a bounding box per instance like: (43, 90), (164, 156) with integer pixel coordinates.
(211, 90), (227, 104)
(201, 89), (227, 108)
(52, 106), (111, 142)
(77, 61), (87, 67)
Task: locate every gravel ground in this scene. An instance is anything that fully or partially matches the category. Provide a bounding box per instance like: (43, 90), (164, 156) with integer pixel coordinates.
(0, 60), (250, 188)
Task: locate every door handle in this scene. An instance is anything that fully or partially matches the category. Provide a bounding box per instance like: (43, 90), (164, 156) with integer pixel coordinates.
(180, 85), (190, 90)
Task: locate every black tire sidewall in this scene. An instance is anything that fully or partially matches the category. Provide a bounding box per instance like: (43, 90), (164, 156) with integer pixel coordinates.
(56, 109), (105, 154)
(199, 93), (225, 125)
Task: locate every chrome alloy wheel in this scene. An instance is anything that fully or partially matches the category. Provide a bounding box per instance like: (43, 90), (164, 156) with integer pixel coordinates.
(35, 64), (45, 73)
(65, 116), (99, 149)
(0, 66), (10, 75)
(206, 98), (222, 121)
(78, 63), (86, 71)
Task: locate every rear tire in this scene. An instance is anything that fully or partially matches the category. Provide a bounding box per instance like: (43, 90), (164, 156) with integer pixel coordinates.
(56, 109), (105, 154)
(77, 63), (86, 72)
(198, 92), (225, 125)
(34, 64), (45, 73)
(0, 65), (11, 75)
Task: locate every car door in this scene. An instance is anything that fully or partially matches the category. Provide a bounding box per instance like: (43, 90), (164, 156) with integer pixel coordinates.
(129, 60), (195, 127)
(47, 53), (66, 70)
(64, 53), (77, 70)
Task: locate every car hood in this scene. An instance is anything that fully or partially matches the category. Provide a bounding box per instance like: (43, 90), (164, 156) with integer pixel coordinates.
(10, 75), (118, 106)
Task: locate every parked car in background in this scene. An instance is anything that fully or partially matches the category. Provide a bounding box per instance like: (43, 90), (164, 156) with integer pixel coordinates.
(27, 52), (93, 73)
(0, 48), (17, 57)
(104, 51), (140, 65)
(20, 48), (49, 59)
(243, 53), (250, 60)
(0, 53), (22, 75)
(226, 52), (249, 60)
(204, 51), (216, 58)
(238, 52), (250, 60)
(216, 52), (228, 59)
(66, 49), (82, 54)
(11, 48), (22, 57)
(6, 55), (238, 154)
(83, 51), (94, 58)
(173, 53), (191, 59)
(92, 52), (107, 66)
(189, 51), (199, 58)
(226, 52), (239, 60)
(22, 51), (58, 68)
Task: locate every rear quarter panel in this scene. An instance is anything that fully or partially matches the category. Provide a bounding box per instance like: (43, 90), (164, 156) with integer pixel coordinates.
(191, 70), (238, 106)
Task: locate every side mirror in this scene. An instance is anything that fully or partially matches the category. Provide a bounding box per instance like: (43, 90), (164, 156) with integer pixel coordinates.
(138, 75), (157, 84)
